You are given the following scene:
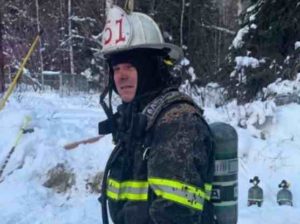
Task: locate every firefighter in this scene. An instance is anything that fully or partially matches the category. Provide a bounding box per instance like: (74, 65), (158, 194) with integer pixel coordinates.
(99, 5), (215, 224)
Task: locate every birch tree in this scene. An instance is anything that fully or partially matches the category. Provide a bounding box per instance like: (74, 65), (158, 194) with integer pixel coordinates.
(180, 0), (185, 46)
(0, 7), (4, 93)
(68, 0), (75, 91)
(68, 0), (74, 76)
(106, 0), (114, 10)
(35, 0), (44, 88)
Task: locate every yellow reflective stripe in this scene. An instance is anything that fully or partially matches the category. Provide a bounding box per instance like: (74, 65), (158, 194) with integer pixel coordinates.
(153, 188), (203, 210)
(107, 190), (148, 201)
(107, 189), (119, 200)
(205, 183), (212, 191)
(108, 178), (121, 188)
(205, 183), (212, 200)
(149, 177), (207, 211)
(107, 178), (212, 205)
(120, 181), (148, 188)
(163, 59), (173, 66)
(148, 178), (206, 198)
(107, 178), (148, 201)
(108, 178), (148, 189)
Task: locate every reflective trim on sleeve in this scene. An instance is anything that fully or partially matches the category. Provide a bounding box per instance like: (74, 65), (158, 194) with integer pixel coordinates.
(204, 183), (212, 200)
(107, 178), (149, 201)
(148, 177), (207, 211)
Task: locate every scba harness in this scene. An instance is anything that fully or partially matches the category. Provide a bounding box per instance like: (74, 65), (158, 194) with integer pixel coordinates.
(100, 89), (238, 224)
(140, 89), (238, 224)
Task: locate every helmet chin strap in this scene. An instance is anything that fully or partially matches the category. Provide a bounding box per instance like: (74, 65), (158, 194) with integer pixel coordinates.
(100, 74), (117, 142)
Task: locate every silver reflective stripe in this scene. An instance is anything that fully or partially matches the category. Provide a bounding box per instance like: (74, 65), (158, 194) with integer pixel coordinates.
(212, 180), (238, 186)
(107, 184), (148, 195)
(214, 159), (238, 176)
(213, 201), (237, 206)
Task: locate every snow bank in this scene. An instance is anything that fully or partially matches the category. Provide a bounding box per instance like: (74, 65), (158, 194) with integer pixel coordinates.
(1, 85), (300, 223)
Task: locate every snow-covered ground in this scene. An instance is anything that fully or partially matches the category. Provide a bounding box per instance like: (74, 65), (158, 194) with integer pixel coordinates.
(0, 87), (300, 224)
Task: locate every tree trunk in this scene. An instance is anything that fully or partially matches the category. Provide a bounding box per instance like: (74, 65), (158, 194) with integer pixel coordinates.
(0, 8), (4, 93)
(180, 0), (185, 47)
(68, 0), (75, 90)
(35, 0), (44, 89)
(237, 0), (243, 15)
(106, 0), (113, 10)
(59, 0), (66, 73)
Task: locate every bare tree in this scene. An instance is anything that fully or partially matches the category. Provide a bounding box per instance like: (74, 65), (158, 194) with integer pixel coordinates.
(35, 0), (44, 88)
(68, 0), (74, 76)
(0, 6), (4, 93)
(180, 0), (185, 46)
(68, 0), (75, 90)
(106, 0), (114, 10)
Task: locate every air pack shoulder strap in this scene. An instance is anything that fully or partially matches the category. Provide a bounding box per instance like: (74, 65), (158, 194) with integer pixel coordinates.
(142, 89), (203, 131)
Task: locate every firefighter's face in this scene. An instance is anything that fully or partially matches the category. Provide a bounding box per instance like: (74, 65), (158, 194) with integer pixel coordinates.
(113, 63), (138, 102)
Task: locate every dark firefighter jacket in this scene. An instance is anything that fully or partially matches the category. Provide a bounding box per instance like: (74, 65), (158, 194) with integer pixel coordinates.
(105, 90), (215, 224)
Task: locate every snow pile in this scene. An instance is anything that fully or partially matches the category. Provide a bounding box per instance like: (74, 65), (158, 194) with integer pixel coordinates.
(263, 73), (300, 96)
(0, 92), (112, 223)
(1, 82), (300, 223)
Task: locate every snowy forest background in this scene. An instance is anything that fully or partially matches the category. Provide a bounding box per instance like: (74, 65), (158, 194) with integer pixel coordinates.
(0, 0), (266, 98)
(1, 0), (300, 104)
(1, 0), (300, 223)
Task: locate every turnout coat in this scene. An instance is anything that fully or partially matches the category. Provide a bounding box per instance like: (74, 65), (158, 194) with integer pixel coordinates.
(102, 89), (215, 224)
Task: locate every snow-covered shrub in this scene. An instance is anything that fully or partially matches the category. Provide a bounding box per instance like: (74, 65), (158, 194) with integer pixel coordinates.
(180, 81), (226, 108)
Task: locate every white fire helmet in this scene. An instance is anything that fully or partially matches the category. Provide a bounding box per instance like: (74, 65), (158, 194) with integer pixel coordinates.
(101, 5), (183, 62)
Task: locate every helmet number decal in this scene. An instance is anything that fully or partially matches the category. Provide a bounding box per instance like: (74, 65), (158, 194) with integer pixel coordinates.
(104, 18), (126, 45)
(115, 18), (126, 44)
(104, 21), (113, 45)
(102, 6), (132, 49)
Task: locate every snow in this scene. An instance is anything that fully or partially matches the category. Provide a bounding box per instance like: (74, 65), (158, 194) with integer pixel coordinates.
(249, 15), (256, 22)
(235, 56), (259, 69)
(264, 74), (300, 96)
(42, 71), (61, 76)
(250, 23), (257, 29)
(1, 82), (300, 223)
(0, 92), (111, 223)
(232, 26), (249, 49)
(181, 57), (190, 66)
(295, 41), (300, 50)
(81, 68), (93, 81)
(188, 67), (196, 82)
(70, 16), (96, 23)
(247, 5), (256, 13)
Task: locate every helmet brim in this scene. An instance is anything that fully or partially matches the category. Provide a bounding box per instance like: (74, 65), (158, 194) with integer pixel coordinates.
(102, 43), (183, 63)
